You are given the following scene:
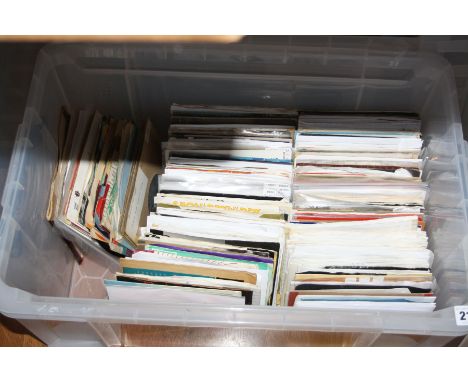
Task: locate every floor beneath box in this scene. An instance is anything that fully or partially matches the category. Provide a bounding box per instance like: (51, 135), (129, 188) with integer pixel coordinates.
(0, 314), (45, 347)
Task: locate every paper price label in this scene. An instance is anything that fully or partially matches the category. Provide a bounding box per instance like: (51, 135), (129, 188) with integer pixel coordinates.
(454, 306), (468, 326)
(344, 276), (384, 283)
(263, 183), (290, 198)
(282, 148), (293, 160)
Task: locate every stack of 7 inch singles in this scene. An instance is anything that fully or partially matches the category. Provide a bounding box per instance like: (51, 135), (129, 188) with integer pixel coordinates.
(47, 108), (161, 256)
(104, 105), (297, 306)
(283, 113), (436, 312)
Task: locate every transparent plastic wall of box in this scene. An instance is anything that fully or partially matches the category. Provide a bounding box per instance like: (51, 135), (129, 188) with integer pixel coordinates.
(0, 44), (467, 338)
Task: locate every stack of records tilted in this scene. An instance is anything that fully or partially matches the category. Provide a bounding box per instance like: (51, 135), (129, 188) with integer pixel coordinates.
(47, 109), (161, 256)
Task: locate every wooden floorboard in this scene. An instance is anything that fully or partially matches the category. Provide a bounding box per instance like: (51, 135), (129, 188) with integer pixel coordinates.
(0, 314), (45, 347)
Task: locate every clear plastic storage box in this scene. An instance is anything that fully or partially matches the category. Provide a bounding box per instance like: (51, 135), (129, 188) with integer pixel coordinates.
(1, 43), (468, 346)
